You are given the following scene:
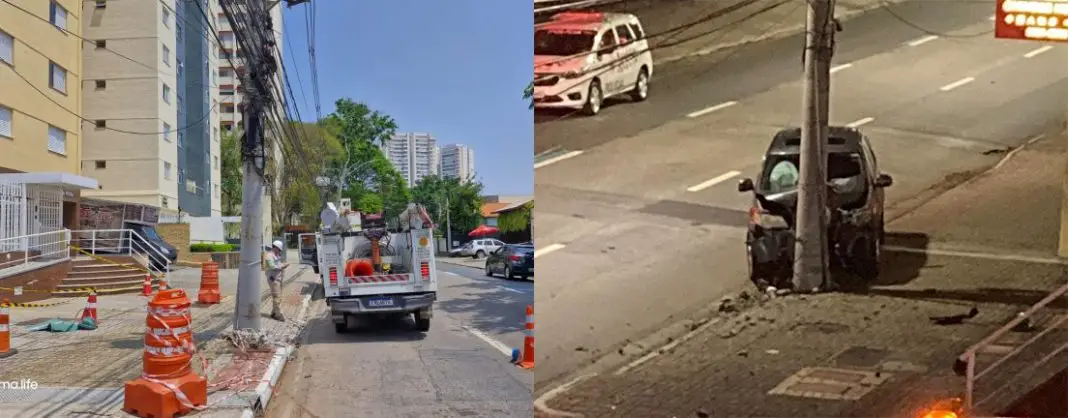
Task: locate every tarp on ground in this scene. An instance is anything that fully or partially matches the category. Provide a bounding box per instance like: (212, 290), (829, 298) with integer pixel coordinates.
(27, 317), (98, 332)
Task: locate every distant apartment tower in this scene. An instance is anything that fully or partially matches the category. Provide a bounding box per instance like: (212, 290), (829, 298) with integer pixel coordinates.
(81, 0), (204, 213)
(440, 144), (475, 182)
(383, 133), (437, 186)
(176, 0), (222, 216)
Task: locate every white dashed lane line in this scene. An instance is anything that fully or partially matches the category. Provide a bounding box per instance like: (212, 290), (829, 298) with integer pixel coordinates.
(535, 150), (584, 169)
(907, 35), (938, 47)
(846, 117), (875, 128)
(534, 243), (566, 259)
(830, 63), (853, 74)
(686, 170), (741, 193)
(1024, 45), (1052, 58)
(686, 101), (737, 118)
(940, 76), (976, 92)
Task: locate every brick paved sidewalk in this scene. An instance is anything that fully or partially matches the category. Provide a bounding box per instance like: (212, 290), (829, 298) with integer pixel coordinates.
(540, 134), (1068, 417)
(0, 263), (320, 417)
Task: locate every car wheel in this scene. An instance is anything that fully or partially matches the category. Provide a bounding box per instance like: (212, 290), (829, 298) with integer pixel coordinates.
(312, 265), (320, 274)
(583, 79), (603, 116)
(630, 67), (649, 101)
(475, 250), (486, 259)
(414, 313), (431, 332)
(334, 322), (347, 333)
(747, 245), (771, 291)
(485, 262), (494, 277)
(504, 266), (514, 280)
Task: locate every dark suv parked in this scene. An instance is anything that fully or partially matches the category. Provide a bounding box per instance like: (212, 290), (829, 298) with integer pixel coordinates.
(736, 126), (893, 290)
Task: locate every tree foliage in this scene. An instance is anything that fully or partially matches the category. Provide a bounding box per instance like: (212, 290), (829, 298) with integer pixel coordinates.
(220, 131), (243, 216)
(524, 81), (534, 109)
(274, 122), (344, 227)
(497, 201), (533, 233)
(410, 175), (484, 235)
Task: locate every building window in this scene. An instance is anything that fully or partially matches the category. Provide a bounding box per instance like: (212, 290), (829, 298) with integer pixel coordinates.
(162, 44), (170, 66)
(95, 160), (106, 169)
(178, 131), (184, 148)
(162, 83), (170, 103)
(95, 120), (106, 129)
(47, 125), (66, 155)
(49, 62), (67, 94)
(164, 162), (172, 180)
(0, 105), (11, 138)
(95, 80), (106, 89)
(162, 7), (171, 28)
(95, 1), (107, 8)
(0, 31), (12, 65)
(95, 40), (106, 49)
(50, 1), (68, 30)
(214, 184), (219, 198)
(214, 156), (219, 169)
(221, 104), (234, 113)
(163, 122), (171, 141)
(214, 127), (219, 142)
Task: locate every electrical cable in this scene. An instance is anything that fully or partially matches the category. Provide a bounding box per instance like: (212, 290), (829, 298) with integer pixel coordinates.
(876, 0), (993, 38)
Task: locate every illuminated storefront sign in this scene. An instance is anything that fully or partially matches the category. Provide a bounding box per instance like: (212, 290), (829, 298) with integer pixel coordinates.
(996, 0), (1068, 41)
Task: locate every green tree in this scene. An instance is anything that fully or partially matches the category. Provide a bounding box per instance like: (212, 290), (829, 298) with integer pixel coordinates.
(498, 201), (533, 233)
(220, 131), (243, 216)
(274, 122), (344, 227)
(411, 175), (484, 235)
(524, 81), (534, 109)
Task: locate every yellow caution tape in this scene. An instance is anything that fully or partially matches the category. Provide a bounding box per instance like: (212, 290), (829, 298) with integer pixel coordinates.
(51, 287), (99, 294)
(2, 299), (72, 308)
(0, 286), (55, 295)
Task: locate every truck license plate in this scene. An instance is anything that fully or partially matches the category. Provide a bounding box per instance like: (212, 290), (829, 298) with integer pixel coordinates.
(367, 298), (394, 308)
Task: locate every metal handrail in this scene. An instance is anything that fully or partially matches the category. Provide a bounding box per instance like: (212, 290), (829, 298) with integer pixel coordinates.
(69, 229), (171, 278)
(0, 229), (71, 270)
(957, 280), (1068, 414)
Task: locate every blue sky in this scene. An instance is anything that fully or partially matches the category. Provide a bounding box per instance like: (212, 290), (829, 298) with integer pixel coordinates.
(280, 1), (533, 195)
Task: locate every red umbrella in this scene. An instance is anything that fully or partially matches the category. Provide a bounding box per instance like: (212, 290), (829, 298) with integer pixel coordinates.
(468, 225), (500, 237)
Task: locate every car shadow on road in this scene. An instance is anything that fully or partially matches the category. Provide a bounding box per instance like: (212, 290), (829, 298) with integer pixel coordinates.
(303, 311), (429, 344)
(839, 231), (930, 292)
(436, 276), (528, 336)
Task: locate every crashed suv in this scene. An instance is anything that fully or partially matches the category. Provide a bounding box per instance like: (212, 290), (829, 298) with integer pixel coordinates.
(737, 126), (894, 291)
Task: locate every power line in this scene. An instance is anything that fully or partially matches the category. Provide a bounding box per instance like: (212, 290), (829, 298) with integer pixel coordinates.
(876, 0), (993, 38)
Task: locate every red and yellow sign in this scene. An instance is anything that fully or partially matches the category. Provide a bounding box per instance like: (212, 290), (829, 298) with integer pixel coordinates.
(996, 0), (1068, 41)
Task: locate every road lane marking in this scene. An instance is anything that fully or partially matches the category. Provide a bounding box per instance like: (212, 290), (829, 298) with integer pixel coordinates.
(940, 77), (975, 92)
(686, 170), (741, 193)
(442, 271), (460, 276)
(533, 374), (595, 417)
(686, 101), (737, 118)
(830, 63), (853, 74)
(535, 150), (584, 169)
(1024, 45), (1053, 58)
(846, 117), (875, 128)
(498, 285), (526, 294)
(462, 326), (514, 357)
(993, 134), (1044, 170)
(907, 35), (938, 47)
(534, 243), (566, 259)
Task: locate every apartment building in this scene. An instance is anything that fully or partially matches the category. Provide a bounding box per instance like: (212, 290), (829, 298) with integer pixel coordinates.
(0, 0), (96, 234)
(80, 0), (186, 212)
(176, 0), (221, 216)
(383, 132), (438, 187)
(0, 0), (85, 176)
(440, 144), (475, 183)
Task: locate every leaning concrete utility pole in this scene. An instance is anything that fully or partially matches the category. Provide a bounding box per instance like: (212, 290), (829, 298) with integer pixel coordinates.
(793, 0), (834, 292)
(226, 0), (281, 330)
(814, 0), (839, 288)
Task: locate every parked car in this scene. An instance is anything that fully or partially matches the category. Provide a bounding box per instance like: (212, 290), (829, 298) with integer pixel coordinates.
(460, 239), (506, 259)
(485, 244), (535, 280)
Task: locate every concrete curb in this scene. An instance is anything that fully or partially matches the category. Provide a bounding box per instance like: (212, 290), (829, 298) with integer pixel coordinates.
(240, 292), (312, 417)
(437, 257), (483, 270)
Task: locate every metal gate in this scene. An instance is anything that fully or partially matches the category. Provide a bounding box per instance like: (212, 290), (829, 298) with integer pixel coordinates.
(0, 180), (27, 251)
(27, 185), (63, 254)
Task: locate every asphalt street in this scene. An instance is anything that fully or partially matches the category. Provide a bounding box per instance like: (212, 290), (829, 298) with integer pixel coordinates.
(264, 266), (533, 418)
(533, 0), (1068, 394)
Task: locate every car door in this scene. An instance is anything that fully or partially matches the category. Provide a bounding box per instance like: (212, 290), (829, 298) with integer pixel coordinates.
(594, 28), (623, 94)
(495, 246), (511, 272)
(613, 23), (638, 85)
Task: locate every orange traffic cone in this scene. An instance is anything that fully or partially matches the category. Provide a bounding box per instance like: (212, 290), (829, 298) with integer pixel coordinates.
(0, 299), (16, 358)
(124, 288), (207, 417)
(142, 274), (153, 297)
(79, 291), (98, 323)
(518, 305), (535, 369)
(196, 262), (221, 304)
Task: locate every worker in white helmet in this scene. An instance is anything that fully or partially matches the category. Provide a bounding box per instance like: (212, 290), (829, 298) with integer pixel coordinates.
(264, 240), (289, 321)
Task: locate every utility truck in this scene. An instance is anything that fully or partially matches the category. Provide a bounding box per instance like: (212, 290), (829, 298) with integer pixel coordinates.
(314, 202), (439, 333)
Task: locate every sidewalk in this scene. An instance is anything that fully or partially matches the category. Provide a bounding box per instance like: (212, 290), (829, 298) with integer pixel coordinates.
(538, 133), (1068, 417)
(0, 263), (320, 417)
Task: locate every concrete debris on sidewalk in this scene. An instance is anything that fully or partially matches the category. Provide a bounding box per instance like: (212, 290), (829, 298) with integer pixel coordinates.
(540, 132), (1068, 417)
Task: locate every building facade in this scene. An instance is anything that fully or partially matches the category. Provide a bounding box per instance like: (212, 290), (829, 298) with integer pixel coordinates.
(383, 132), (437, 187)
(440, 144), (475, 182)
(80, 0), (185, 212)
(0, 0), (85, 176)
(176, 0), (221, 216)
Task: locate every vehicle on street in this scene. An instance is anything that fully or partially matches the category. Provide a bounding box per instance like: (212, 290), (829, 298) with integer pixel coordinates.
(315, 203), (439, 333)
(737, 126), (893, 291)
(460, 238), (506, 259)
(533, 11), (653, 115)
(484, 244), (534, 280)
(298, 233), (318, 273)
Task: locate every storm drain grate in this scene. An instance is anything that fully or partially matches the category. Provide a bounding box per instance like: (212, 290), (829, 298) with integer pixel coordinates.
(768, 367), (891, 401)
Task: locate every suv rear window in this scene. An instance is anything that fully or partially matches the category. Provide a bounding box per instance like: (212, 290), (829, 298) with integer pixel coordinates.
(760, 152), (864, 193)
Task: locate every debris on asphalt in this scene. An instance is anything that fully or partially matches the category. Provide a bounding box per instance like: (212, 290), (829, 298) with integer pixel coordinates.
(928, 306), (979, 326)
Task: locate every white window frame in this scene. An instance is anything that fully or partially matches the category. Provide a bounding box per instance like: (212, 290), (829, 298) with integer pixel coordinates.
(163, 122), (172, 142)
(49, 62), (67, 94)
(47, 125), (66, 155)
(162, 44), (170, 66)
(0, 30), (13, 65)
(50, 1), (68, 31)
(162, 7), (171, 28)
(162, 83), (171, 104)
(0, 105), (12, 138)
(164, 162), (173, 180)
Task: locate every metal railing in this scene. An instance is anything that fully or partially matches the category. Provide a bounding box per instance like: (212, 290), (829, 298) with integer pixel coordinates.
(0, 229), (71, 271)
(957, 281), (1068, 415)
(69, 229), (172, 278)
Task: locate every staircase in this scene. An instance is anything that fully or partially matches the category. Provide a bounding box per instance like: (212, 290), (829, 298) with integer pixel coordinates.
(54, 256), (156, 297)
